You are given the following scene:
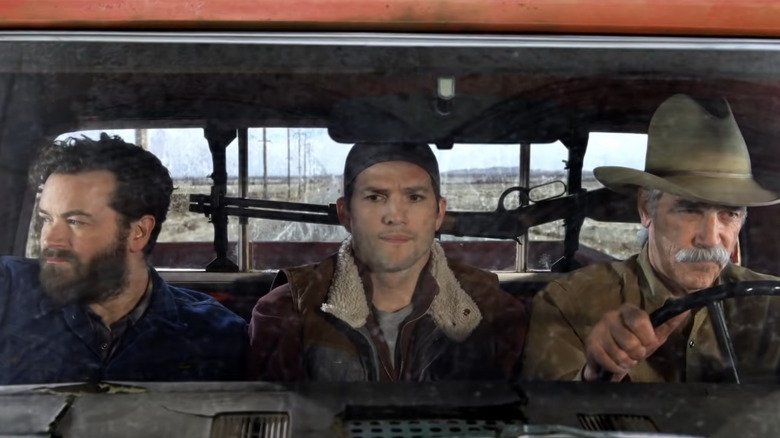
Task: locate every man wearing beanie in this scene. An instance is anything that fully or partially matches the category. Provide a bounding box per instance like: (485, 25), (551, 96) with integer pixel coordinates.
(247, 143), (528, 382)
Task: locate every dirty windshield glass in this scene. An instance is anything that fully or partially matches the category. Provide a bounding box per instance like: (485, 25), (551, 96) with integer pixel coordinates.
(3, 32), (780, 437)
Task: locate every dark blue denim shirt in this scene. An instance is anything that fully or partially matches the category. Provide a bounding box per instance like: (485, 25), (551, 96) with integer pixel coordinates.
(0, 257), (248, 384)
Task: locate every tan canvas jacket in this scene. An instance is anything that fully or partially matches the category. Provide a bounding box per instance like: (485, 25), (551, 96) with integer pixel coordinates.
(523, 247), (780, 383)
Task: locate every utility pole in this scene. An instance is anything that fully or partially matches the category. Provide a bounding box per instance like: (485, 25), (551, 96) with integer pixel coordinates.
(135, 129), (148, 150)
(297, 129), (302, 198)
(303, 132), (308, 199)
(287, 128), (291, 199)
(262, 128), (268, 198)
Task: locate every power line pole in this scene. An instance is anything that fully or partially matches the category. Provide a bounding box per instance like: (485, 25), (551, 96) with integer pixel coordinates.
(303, 132), (308, 199)
(297, 129), (302, 199)
(287, 128), (291, 199)
(262, 128), (268, 199)
(135, 129), (148, 150)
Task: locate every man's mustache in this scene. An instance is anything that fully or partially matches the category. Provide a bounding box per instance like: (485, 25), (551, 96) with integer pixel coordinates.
(40, 248), (78, 262)
(675, 246), (731, 267)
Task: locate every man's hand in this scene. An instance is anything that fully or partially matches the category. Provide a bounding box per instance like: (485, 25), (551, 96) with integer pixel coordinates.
(582, 303), (690, 382)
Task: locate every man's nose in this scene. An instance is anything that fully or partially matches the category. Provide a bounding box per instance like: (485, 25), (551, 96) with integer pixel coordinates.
(41, 220), (69, 249)
(382, 196), (407, 225)
(695, 211), (722, 247)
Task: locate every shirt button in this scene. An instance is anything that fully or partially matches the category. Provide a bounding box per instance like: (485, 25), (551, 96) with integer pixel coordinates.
(100, 343), (108, 350)
(688, 340), (696, 348)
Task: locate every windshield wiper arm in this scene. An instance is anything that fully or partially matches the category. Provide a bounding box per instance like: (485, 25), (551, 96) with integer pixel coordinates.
(499, 424), (704, 438)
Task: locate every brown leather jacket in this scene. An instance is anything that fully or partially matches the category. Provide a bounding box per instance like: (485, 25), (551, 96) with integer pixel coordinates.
(248, 241), (529, 382)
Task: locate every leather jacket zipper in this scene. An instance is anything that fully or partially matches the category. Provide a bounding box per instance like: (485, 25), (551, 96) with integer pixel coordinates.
(396, 304), (432, 380)
(357, 326), (392, 381)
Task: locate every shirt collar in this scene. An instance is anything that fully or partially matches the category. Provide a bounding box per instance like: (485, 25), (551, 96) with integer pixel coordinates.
(133, 267), (183, 328)
(127, 271), (153, 323)
(637, 245), (723, 311)
(637, 245), (667, 303)
(86, 271), (153, 329)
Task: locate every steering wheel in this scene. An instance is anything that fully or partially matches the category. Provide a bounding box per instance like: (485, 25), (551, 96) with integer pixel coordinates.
(595, 280), (780, 383)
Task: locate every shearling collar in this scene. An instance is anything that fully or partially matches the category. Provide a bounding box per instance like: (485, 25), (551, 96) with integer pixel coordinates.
(319, 237), (482, 341)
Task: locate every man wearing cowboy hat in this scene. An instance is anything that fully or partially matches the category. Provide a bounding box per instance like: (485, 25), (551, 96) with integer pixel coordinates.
(523, 94), (780, 383)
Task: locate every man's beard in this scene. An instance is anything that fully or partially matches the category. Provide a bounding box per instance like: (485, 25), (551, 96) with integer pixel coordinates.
(39, 228), (130, 306)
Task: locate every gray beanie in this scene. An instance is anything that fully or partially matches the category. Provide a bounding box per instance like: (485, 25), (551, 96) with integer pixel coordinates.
(343, 143), (440, 196)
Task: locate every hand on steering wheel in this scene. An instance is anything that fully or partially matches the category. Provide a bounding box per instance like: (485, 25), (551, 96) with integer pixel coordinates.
(586, 281), (780, 382)
(583, 304), (690, 382)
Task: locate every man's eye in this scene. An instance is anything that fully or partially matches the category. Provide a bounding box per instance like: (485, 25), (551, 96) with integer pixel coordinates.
(67, 219), (85, 226)
(365, 194), (383, 202)
(39, 216), (52, 224)
(409, 194), (424, 202)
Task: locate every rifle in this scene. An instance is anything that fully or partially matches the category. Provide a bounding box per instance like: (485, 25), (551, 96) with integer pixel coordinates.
(189, 194), (340, 225)
(189, 186), (637, 241)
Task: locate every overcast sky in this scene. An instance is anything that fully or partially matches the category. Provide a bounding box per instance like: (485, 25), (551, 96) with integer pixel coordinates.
(58, 128), (647, 178)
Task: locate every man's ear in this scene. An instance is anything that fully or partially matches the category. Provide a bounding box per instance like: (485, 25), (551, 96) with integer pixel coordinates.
(731, 237), (741, 265)
(128, 215), (156, 253)
(435, 197), (447, 231)
(336, 197), (351, 233)
(637, 188), (653, 228)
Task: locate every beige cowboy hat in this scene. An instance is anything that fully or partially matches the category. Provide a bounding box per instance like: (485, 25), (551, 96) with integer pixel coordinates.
(594, 94), (780, 207)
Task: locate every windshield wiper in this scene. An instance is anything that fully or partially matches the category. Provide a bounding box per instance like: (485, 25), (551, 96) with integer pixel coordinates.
(36, 381), (148, 395)
(499, 424), (704, 438)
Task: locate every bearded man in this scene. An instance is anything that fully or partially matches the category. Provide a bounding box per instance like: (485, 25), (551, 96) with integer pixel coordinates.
(0, 133), (247, 384)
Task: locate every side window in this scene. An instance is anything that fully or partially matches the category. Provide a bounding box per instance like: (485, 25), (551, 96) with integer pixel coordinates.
(579, 132), (647, 260)
(526, 133), (647, 271)
(26, 130), (648, 272)
(27, 131), (530, 272)
(28, 128), (350, 269)
(437, 144), (524, 271)
(526, 142), (568, 271)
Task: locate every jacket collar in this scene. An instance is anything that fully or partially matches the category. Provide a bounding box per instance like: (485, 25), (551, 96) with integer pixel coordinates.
(637, 245), (726, 312)
(319, 237), (482, 341)
(132, 268), (185, 330)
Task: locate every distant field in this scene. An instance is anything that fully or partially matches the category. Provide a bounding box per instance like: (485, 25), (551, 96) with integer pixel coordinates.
(160, 173), (642, 261)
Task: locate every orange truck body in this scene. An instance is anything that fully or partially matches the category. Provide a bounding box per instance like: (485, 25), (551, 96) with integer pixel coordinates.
(0, 0), (779, 36)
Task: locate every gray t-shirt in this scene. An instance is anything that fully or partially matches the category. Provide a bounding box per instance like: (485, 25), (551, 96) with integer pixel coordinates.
(374, 304), (414, 366)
